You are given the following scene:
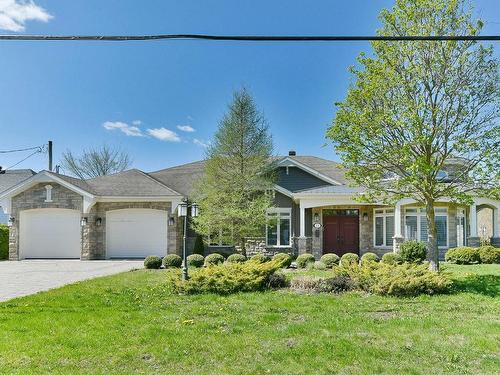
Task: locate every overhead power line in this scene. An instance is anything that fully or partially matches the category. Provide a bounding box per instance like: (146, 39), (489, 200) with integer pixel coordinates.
(0, 145), (44, 154)
(4, 148), (43, 170)
(0, 34), (499, 42)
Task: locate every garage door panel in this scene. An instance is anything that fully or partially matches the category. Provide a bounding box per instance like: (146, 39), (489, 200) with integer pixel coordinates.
(106, 209), (167, 258)
(20, 209), (81, 259)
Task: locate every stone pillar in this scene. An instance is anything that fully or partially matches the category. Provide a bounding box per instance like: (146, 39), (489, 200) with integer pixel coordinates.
(468, 203), (480, 247)
(8, 221), (19, 261)
(393, 202), (404, 252)
(297, 237), (308, 255)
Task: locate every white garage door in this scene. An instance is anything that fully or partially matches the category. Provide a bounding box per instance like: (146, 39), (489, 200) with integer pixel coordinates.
(20, 209), (81, 259)
(106, 209), (168, 258)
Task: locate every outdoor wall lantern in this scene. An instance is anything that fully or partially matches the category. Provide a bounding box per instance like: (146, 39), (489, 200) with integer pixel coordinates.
(168, 216), (175, 226)
(7, 216), (15, 227)
(363, 212), (369, 222)
(95, 217), (102, 226)
(80, 217), (88, 227)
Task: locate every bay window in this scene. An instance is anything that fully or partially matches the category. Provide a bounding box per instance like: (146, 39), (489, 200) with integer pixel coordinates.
(266, 208), (291, 247)
(405, 207), (448, 247)
(374, 208), (394, 247)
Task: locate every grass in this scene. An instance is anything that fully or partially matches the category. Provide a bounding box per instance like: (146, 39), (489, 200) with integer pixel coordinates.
(0, 264), (498, 374)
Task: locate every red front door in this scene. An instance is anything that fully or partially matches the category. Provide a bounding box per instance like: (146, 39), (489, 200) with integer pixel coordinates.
(323, 215), (359, 256)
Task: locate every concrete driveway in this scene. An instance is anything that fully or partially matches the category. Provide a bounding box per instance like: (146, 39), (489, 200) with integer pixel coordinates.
(0, 260), (144, 302)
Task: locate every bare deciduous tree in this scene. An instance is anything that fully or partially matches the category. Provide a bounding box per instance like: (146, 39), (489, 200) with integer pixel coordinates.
(61, 145), (131, 179)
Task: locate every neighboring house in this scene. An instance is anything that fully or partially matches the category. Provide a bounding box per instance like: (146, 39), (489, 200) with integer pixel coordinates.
(0, 170), (36, 224)
(0, 152), (498, 261)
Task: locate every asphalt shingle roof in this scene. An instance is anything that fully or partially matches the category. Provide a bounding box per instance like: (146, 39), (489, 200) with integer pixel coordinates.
(0, 169), (36, 194)
(149, 161), (206, 197)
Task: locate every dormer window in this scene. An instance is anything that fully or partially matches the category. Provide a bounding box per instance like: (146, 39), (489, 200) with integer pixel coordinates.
(44, 185), (53, 202)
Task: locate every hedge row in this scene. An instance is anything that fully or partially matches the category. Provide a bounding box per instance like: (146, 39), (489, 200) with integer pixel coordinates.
(445, 246), (500, 264)
(0, 225), (8, 260)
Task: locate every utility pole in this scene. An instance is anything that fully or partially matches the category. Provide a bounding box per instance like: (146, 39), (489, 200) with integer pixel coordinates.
(48, 140), (53, 171)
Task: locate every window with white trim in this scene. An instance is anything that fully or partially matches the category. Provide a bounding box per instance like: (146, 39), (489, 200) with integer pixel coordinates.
(266, 208), (291, 247)
(405, 207), (448, 247)
(373, 208), (394, 247)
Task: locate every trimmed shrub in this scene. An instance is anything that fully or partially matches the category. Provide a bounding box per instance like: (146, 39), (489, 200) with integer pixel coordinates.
(313, 261), (327, 270)
(144, 256), (162, 269)
(290, 275), (354, 293)
(187, 254), (204, 268)
(272, 253), (293, 268)
(193, 235), (205, 255)
(296, 253), (315, 268)
(172, 259), (285, 294)
(267, 271), (289, 289)
(162, 254), (182, 268)
(445, 246), (480, 264)
(361, 252), (379, 265)
(478, 246), (500, 264)
(0, 225), (8, 260)
(340, 253), (359, 267)
(381, 252), (402, 265)
(320, 253), (340, 268)
(249, 253), (271, 264)
(204, 253), (225, 266)
(226, 253), (247, 263)
(399, 241), (427, 263)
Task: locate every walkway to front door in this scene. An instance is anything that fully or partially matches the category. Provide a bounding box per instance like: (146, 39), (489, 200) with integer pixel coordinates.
(322, 209), (359, 256)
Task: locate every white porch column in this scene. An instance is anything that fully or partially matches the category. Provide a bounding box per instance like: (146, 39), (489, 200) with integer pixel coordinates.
(493, 207), (499, 237)
(469, 203), (478, 237)
(299, 202), (306, 237)
(393, 201), (404, 252)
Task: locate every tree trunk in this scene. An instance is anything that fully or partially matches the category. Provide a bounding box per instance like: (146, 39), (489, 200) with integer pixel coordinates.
(240, 238), (246, 257)
(425, 199), (439, 272)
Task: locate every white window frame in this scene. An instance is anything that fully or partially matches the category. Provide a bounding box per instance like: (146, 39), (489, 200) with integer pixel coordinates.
(404, 207), (449, 248)
(373, 208), (395, 248)
(266, 208), (292, 247)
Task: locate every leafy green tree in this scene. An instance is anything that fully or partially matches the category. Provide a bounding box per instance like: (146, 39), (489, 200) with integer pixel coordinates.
(193, 88), (276, 255)
(327, 0), (499, 271)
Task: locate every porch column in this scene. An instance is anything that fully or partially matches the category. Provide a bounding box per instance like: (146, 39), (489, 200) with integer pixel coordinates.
(468, 203), (480, 247)
(492, 207), (500, 248)
(297, 202), (308, 255)
(393, 201), (404, 252)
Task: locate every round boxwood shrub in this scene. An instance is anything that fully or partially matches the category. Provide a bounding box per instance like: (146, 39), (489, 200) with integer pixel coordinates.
(249, 253), (271, 264)
(295, 253), (315, 268)
(445, 246), (480, 264)
(272, 253), (293, 268)
(226, 253), (247, 263)
(162, 254), (182, 268)
(381, 252), (402, 265)
(478, 246), (500, 264)
(361, 252), (379, 265)
(144, 255), (162, 269)
(340, 253), (359, 267)
(204, 253), (225, 266)
(313, 261), (327, 270)
(187, 254), (204, 268)
(320, 253), (340, 268)
(399, 241), (427, 263)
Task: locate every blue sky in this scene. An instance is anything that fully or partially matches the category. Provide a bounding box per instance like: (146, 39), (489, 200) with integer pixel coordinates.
(1, 0), (499, 174)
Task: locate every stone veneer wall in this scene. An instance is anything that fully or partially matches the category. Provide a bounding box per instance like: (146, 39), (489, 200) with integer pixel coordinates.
(83, 201), (177, 259)
(9, 183), (83, 260)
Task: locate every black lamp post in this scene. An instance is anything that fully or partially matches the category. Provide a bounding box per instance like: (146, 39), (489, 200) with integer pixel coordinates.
(178, 199), (199, 281)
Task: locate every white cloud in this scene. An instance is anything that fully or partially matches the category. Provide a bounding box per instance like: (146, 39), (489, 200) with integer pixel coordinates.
(147, 127), (181, 142)
(0, 0), (53, 32)
(177, 125), (195, 133)
(132, 120), (142, 126)
(103, 121), (143, 137)
(193, 138), (209, 148)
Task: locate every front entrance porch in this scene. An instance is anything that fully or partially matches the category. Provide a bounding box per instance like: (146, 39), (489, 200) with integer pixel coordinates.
(322, 209), (359, 257)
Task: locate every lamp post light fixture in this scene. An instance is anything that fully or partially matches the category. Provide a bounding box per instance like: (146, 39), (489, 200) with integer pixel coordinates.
(7, 216), (15, 227)
(178, 200), (199, 281)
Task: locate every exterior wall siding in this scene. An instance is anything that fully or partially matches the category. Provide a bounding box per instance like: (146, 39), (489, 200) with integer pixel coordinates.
(276, 167), (330, 192)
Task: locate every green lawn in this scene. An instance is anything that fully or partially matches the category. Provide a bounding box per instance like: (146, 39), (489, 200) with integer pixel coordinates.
(0, 264), (498, 374)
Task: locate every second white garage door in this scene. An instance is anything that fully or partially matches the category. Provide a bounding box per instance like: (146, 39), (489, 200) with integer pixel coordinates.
(106, 209), (168, 258)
